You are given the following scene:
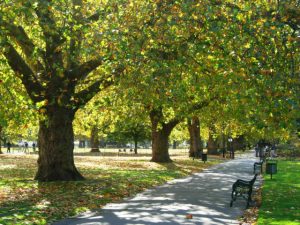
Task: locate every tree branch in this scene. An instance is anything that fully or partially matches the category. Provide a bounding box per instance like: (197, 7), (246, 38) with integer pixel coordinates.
(73, 77), (113, 110)
(35, 1), (65, 55)
(163, 118), (180, 132)
(1, 21), (45, 73)
(3, 43), (44, 102)
(191, 95), (225, 112)
(71, 57), (103, 82)
(72, 65), (124, 110)
(85, 9), (107, 23)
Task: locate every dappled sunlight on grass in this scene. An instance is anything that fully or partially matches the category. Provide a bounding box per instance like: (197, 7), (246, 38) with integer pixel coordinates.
(0, 152), (222, 225)
(257, 160), (300, 225)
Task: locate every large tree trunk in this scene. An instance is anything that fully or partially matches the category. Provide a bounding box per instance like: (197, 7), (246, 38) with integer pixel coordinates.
(90, 126), (100, 152)
(150, 109), (179, 162)
(207, 131), (219, 155)
(188, 117), (203, 158)
(34, 107), (84, 181)
(151, 128), (172, 162)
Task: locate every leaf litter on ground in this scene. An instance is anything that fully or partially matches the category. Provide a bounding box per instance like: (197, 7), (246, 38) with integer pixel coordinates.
(0, 153), (222, 225)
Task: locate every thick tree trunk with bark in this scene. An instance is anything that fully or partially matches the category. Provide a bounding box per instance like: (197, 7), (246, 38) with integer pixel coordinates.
(34, 107), (84, 181)
(188, 117), (203, 158)
(150, 109), (179, 162)
(207, 131), (219, 155)
(151, 128), (172, 162)
(90, 126), (100, 152)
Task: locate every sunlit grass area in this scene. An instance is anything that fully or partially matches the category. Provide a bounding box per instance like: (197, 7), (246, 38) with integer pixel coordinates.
(0, 150), (222, 225)
(257, 160), (300, 225)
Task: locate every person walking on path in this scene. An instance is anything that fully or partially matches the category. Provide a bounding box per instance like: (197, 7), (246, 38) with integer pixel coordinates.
(7, 141), (11, 153)
(24, 142), (29, 153)
(54, 151), (260, 225)
(32, 143), (36, 152)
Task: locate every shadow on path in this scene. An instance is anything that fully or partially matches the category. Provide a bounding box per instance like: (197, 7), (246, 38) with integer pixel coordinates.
(54, 151), (261, 225)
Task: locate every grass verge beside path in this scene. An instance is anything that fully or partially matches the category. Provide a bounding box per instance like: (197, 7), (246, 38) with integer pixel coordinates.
(258, 160), (300, 225)
(0, 153), (222, 225)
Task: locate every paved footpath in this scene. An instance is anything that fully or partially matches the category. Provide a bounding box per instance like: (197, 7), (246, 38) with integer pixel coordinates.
(54, 151), (261, 225)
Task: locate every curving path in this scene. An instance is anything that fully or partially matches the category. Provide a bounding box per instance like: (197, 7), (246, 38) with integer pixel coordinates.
(54, 151), (261, 225)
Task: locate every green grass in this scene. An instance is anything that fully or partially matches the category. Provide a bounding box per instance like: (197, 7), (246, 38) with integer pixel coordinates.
(0, 153), (221, 225)
(257, 160), (300, 225)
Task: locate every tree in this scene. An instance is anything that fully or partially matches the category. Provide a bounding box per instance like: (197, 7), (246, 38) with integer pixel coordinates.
(0, 0), (124, 181)
(114, 0), (234, 162)
(107, 121), (150, 154)
(114, 0), (298, 163)
(101, 96), (151, 154)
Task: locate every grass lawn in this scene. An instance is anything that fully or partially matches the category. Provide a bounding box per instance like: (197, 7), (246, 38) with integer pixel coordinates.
(257, 160), (300, 225)
(0, 150), (222, 225)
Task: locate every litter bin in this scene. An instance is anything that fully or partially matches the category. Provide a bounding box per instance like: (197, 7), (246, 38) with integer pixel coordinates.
(266, 159), (277, 179)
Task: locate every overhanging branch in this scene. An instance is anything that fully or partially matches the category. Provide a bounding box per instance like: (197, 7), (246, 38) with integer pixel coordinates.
(35, 1), (66, 54)
(73, 65), (124, 110)
(3, 43), (44, 102)
(73, 77), (113, 110)
(71, 57), (103, 82)
(1, 22), (45, 72)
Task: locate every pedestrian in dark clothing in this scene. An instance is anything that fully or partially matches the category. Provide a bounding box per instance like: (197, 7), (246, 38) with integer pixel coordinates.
(24, 142), (28, 153)
(32, 143), (36, 152)
(7, 142), (11, 153)
(255, 146), (259, 157)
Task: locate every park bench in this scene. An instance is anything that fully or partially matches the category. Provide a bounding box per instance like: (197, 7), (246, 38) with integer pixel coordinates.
(253, 161), (263, 174)
(230, 174), (257, 208)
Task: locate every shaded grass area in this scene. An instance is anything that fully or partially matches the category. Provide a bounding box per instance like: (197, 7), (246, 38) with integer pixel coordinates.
(258, 160), (300, 225)
(0, 154), (221, 225)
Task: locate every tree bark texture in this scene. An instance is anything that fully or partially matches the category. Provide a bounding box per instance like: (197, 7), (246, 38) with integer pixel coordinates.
(150, 109), (179, 162)
(151, 128), (172, 162)
(207, 131), (219, 155)
(34, 107), (84, 181)
(90, 126), (100, 152)
(188, 117), (203, 158)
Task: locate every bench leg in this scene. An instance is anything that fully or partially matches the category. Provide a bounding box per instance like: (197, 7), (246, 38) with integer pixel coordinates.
(230, 189), (237, 207)
(246, 189), (253, 208)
